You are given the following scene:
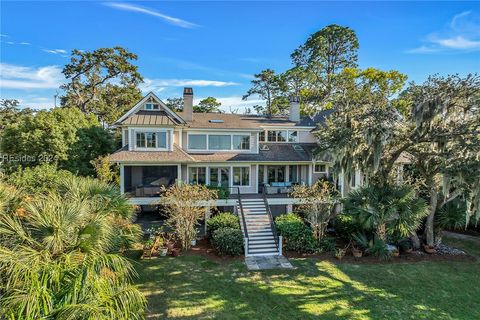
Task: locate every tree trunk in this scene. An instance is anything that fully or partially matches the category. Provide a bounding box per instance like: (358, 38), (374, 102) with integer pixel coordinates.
(410, 232), (421, 250)
(424, 184), (438, 246)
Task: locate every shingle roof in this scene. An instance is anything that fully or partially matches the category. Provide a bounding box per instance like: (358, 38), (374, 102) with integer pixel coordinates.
(108, 144), (195, 163)
(188, 144), (316, 162)
(175, 112), (299, 129)
(120, 110), (182, 126)
(107, 143), (333, 163)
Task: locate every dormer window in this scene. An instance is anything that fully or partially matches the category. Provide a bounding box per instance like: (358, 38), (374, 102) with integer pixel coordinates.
(145, 103), (160, 110)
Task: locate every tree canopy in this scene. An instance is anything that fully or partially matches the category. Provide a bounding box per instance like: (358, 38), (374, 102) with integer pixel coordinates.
(61, 47), (143, 125)
(193, 96), (222, 113)
(317, 72), (480, 245)
(243, 69), (287, 117)
(0, 107), (115, 175)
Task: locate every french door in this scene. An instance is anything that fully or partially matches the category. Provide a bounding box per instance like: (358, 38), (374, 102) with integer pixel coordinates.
(209, 167), (230, 188)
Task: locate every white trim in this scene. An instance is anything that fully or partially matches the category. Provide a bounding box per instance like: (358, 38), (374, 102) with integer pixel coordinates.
(313, 163), (327, 173)
(308, 164), (313, 185)
(262, 129), (300, 143)
(133, 128), (172, 151)
(120, 164), (125, 194)
(260, 126), (315, 130)
(176, 164), (181, 185)
(186, 133), (252, 153)
(114, 92), (185, 125)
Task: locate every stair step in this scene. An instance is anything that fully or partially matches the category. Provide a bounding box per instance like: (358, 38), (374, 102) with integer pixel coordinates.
(249, 235), (274, 239)
(248, 230), (272, 235)
(248, 249), (279, 254)
(249, 239), (276, 244)
(249, 247), (278, 251)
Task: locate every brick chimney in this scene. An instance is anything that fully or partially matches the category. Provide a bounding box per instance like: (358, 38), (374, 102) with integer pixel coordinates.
(183, 87), (193, 121)
(289, 96), (300, 122)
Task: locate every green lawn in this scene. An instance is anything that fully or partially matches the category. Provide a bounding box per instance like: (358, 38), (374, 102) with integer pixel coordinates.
(135, 236), (480, 320)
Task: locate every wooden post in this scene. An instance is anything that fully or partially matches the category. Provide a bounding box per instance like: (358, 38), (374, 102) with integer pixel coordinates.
(204, 205), (211, 236)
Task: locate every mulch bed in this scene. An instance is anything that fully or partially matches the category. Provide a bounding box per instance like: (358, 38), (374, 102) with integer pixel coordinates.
(284, 249), (476, 264)
(147, 238), (477, 265)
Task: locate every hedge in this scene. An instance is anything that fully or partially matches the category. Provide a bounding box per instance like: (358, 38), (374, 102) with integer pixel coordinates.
(212, 227), (244, 256)
(206, 212), (240, 238)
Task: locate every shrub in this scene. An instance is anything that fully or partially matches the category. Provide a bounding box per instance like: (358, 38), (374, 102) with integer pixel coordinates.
(275, 213), (317, 253)
(207, 185), (230, 199)
(163, 184), (217, 250)
(5, 163), (74, 194)
(207, 212), (240, 238)
(318, 236), (336, 252)
(333, 214), (361, 240)
(435, 198), (469, 231)
(212, 227), (244, 256)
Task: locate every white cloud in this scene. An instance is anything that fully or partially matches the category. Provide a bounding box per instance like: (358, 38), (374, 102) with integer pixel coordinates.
(141, 78), (239, 92)
(42, 48), (67, 55)
(0, 34), (7, 37)
(19, 42), (31, 45)
(0, 63), (64, 89)
(407, 11), (480, 53)
(104, 2), (198, 28)
(17, 96), (54, 110)
(433, 35), (480, 49)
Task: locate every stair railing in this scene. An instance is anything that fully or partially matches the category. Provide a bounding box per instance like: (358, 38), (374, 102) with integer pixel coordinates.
(262, 187), (280, 254)
(236, 187), (249, 257)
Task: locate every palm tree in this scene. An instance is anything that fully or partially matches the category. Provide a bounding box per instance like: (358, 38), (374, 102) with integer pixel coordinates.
(343, 184), (428, 241)
(0, 178), (146, 319)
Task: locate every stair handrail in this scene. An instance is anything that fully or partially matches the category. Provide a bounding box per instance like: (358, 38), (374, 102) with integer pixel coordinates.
(262, 187), (279, 250)
(236, 187), (248, 240)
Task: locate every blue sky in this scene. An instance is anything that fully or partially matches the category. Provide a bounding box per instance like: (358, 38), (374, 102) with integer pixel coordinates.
(1, 1), (479, 112)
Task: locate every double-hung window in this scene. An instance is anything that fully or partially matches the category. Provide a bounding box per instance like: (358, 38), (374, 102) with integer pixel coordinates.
(233, 135), (250, 150)
(136, 131), (167, 149)
(233, 167), (250, 186)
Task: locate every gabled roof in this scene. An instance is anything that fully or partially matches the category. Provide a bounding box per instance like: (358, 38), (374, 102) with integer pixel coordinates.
(121, 110), (179, 126)
(114, 92), (185, 126)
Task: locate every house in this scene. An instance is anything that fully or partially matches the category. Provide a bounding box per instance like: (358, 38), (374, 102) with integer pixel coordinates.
(110, 87), (359, 207)
(109, 88), (363, 256)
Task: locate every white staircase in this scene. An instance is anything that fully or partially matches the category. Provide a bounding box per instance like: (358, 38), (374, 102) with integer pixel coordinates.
(237, 198), (281, 256)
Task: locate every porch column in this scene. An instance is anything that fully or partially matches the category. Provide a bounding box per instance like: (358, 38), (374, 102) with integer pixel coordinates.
(308, 164), (313, 186)
(119, 164), (125, 194)
(287, 204), (293, 213)
(176, 164), (181, 185)
(204, 205), (211, 236)
(255, 164), (259, 193)
(285, 165), (290, 182)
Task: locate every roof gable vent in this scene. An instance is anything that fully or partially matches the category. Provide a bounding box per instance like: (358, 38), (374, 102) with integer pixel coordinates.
(260, 145), (270, 151)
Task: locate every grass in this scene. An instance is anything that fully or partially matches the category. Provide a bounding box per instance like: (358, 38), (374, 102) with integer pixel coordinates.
(135, 236), (480, 320)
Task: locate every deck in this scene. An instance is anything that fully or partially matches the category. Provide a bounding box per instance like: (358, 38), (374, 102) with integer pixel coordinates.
(127, 192), (299, 206)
